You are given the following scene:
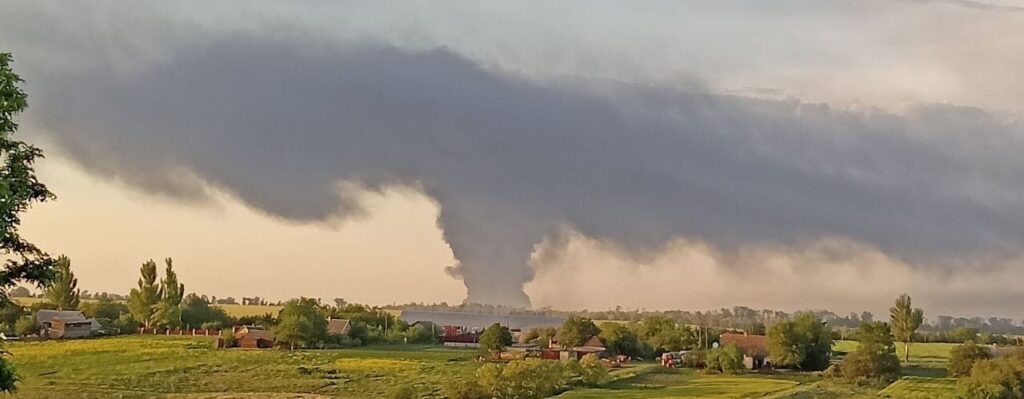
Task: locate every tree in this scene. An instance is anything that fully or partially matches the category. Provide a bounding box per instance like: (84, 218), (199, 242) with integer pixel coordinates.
(767, 312), (833, 370)
(44, 256), (79, 310)
(80, 297), (129, 321)
(479, 323), (513, 352)
(840, 321), (900, 384)
(951, 326), (980, 344)
(950, 343), (993, 377)
(128, 260), (160, 329)
(0, 53), (58, 392)
(155, 258), (185, 328)
(181, 294), (230, 329)
(707, 343), (745, 374)
(560, 316), (601, 348)
(273, 298), (327, 350)
(957, 352), (1024, 399)
(598, 322), (642, 358)
(890, 293), (924, 364)
(521, 326), (557, 347)
(0, 301), (23, 332)
(0, 52), (57, 300)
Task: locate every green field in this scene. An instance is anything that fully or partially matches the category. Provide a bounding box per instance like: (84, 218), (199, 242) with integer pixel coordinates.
(1, 336), (968, 398)
(879, 377), (958, 399)
(559, 368), (799, 398)
(214, 303), (283, 318)
(833, 340), (957, 368)
(7, 336), (477, 398)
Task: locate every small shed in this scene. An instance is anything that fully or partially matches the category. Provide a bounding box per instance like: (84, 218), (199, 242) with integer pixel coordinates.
(49, 318), (94, 339)
(235, 326), (275, 349)
(36, 310), (99, 339)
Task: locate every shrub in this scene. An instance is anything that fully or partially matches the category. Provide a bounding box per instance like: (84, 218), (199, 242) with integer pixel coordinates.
(707, 343), (745, 374)
(957, 357), (1024, 399)
(14, 315), (35, 337)
(578, 354), (608, 386)
(681, 349), (706, 368)
(219, 328), (238, 348)
(950, 343), (993, 377)
(110, 314), (140, 335)
(476, 359), (572, 399)
(443, 378), (487, 399)
(839, 322), (900, 384)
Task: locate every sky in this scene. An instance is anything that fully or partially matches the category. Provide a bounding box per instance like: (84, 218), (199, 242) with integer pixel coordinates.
(3, 1), (1024, 319)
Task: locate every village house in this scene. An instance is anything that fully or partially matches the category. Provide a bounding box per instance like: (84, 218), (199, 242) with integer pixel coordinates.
(234, 325), (275, 348)
(441, 325), (482, 348)
(35, 310), (100, 339)
(327, 318), (350, 336)
(719, 332), (770, 369)
(545, 334), (606, 361)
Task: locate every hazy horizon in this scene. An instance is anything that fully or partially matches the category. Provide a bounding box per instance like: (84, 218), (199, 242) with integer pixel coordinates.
(5, 1), (1024, 319)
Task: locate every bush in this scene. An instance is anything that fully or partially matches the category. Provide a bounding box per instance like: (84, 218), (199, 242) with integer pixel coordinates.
(14, 316), (36, 337)
(957, 356), (1024, 399)
(578, 354), (608, 386)
(681, 349), (707, 368)
(479, 323), (513, 353)
(950, 343), (993, 377)
(219, 328), (238, 348)
(110, 314), (140, 335)
(443, 378), (487, 399)
(839, 322), (900, 384)
(706, 343), (745, 374)
(476, 359), (573, 398)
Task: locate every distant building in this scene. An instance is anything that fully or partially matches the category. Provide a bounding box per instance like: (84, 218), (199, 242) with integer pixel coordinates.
(410, 320), (442, 335)
(719, 333), (769, 369)
(234, 325), (275, 348)
(545, 335), (606, 361)
(442, 327), (482, 348)
(35, 310), (100, 339)
(399, 310), (566, 331)
(327, 318), (351, 336)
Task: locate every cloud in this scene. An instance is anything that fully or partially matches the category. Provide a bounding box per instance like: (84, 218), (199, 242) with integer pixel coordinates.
(908, 0), (1024, 12)
(526, 232), (1024, 318)
(17, 33), (1024, 307)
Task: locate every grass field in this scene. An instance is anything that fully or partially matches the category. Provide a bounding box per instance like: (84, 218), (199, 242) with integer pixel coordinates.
(214, 304), (283, 318)
(0, 335), (969, 398)
(7, 336), (477, 398)
(833, 340), (958, 368)
(879, 377), (958, 399)
(559, 368), (800, 398)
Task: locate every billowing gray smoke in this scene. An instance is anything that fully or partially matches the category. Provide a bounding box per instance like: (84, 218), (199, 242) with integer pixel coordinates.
(29, 36), (1024, 306)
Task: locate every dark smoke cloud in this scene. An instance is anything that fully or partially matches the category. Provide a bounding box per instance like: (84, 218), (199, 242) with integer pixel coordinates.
(908, 0), (1024, 12)
(29, 35), (1024, 306)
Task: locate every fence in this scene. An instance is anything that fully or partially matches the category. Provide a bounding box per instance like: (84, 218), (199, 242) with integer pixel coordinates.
(137, 327), (223, 337)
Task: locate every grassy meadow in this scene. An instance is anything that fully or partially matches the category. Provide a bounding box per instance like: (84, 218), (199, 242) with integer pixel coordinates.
(6, 336), (477, 398)
(0, 335), (970, 398)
